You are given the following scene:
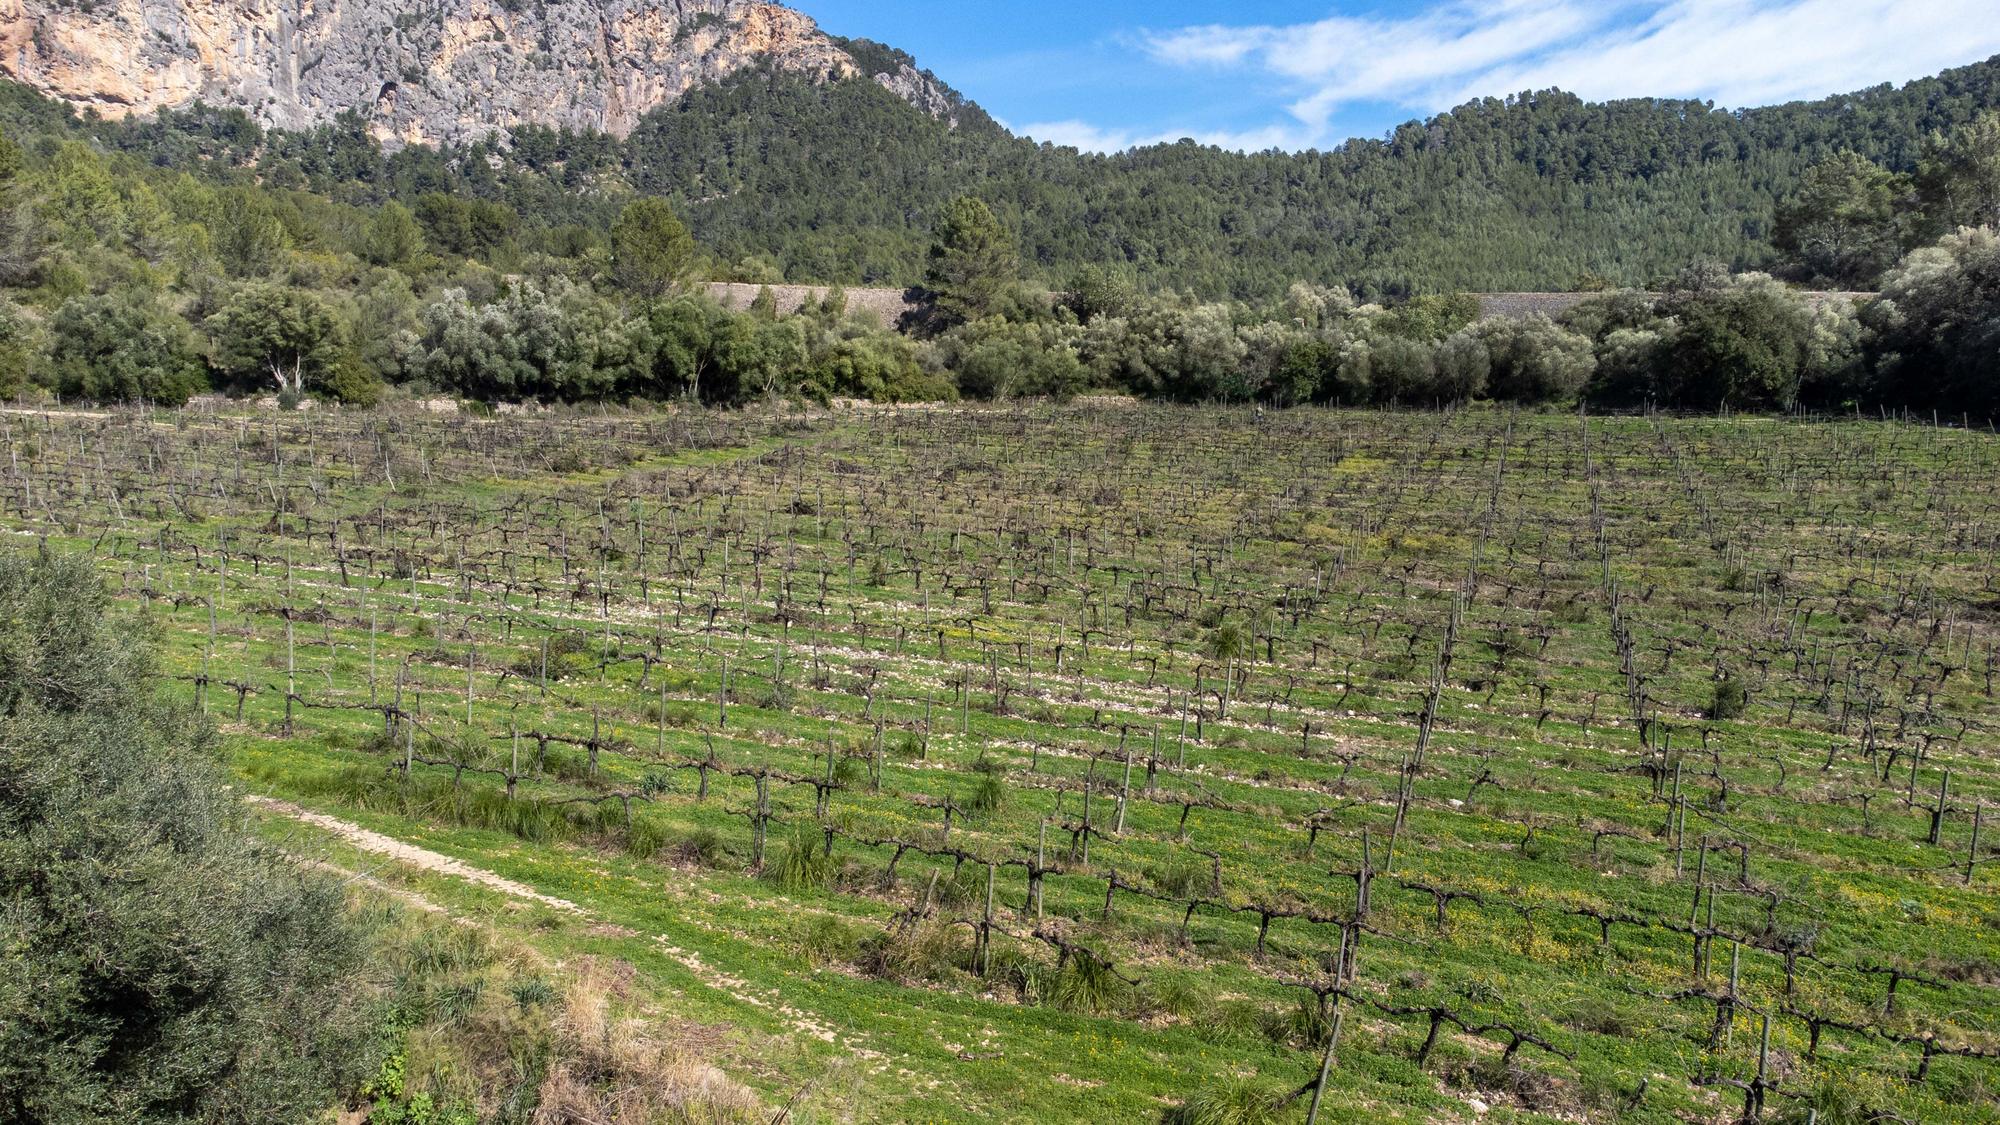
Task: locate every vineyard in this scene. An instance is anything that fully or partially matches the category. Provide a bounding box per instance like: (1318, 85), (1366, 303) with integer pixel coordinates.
(5, 401), (1999, 1124)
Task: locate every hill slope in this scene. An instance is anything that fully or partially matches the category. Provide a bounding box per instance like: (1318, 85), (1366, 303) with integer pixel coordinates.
(612, 56), (2000, 295)
(0, 0), (1996, 295)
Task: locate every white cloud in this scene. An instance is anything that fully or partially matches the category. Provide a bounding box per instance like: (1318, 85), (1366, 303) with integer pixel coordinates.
(1014, 120), (1150, 152)
(1147, 0), (1607, 133)
(1464, 0), (2000, 108)
(1130, 0), (2000, 149)
(1015, 119), (1316, 154)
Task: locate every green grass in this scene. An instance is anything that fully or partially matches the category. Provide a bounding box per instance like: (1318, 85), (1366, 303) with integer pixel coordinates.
(6, 401), (1998, 1123)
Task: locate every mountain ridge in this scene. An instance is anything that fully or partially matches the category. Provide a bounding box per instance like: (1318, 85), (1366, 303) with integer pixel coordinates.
(0, 0), (959, 146)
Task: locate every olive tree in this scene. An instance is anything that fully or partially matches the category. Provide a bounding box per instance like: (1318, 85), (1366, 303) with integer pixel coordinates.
(0, 552), (374, 1122)
(1863, 225), (2000, 413)
(205, 282), (344, 397)
(48, 291), (208, 406)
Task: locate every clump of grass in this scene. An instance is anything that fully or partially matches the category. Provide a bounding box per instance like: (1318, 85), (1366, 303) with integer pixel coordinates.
(1144, 856), (1213, 898)
(1261, 994), (1334, 1049)
(965, 768), (1007, 817)
(535, 959), (763, 1123)
(1552, 596), (1592, 623)
(859, 919), (966, 983)
(935, 863), (988, 908)
(1562, 997), (1637, 1036)
(1159, 1077), (1283, 1125)
(1051, 952), (1128, 1015)
(672, 827), (728, 868)
(622, 816), (669, 860)
(1139, 973), (1215, 1023)
(508, 975), (557, 1011)
(765, 822), (834, 891)
(798, 915), (861, 966)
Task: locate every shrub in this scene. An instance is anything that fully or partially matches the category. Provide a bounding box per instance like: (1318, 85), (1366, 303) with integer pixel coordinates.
(1708, 675), (1749, 720)
(1656, 275), (1815, 409)
(1474, 314), (1596, 402)
(48, 291), (209, 405)
(1863, 226), (2000, 414)
(0, 552), (375, 1120)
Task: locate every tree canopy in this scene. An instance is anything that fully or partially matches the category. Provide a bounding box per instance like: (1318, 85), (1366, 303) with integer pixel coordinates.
(0, 551), (373, 1122)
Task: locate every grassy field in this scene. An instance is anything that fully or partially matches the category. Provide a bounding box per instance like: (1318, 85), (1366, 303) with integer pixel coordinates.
(5, 401), (1998, 1124)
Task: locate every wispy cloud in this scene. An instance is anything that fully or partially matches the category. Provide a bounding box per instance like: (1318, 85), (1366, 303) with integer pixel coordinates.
(1013, 118), (1315, 154)
(1130, 0), (2000, 150)
(1463, 0), (2000, 108)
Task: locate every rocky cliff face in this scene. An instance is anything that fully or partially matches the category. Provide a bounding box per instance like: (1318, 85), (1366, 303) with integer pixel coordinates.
(0, 0), (956, 146)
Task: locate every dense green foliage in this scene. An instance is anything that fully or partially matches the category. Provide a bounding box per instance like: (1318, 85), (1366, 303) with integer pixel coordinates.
(10, 49), (2000, 301)
(0, 552), (372, 1122)
(1862, 225), (2000, 412)
(614, 54), (2000, 297)
(919, 196), (1018, 330)
(0, 50), (1997, 411)
(0, 93), (947, 407)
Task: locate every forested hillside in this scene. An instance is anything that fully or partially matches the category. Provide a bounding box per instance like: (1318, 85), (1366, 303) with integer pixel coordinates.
(627, 53), (2000, 296)
(1, 46), (1999, 415)
(9, 50), (1999, 299)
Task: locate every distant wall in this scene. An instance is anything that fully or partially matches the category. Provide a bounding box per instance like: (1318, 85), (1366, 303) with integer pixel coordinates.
(704, 283), (918, 329)
(703, 283), (1873, 330)
(1474, 291), (1873, 320)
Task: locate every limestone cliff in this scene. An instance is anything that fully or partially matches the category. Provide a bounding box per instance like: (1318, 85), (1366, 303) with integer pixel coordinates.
(0, 0), (957, 146)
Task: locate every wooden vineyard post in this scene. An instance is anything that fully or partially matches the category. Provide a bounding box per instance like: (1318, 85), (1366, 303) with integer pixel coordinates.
(1115, 730), (1134, 834)
(871, 722), (883, 792)
(752, 773), (771, 870)
(199, 597), (216, 713)
(1305, 1004), (1346, 1125)
(283, 612), (296, 737)
(1671, 758), (1685, 875)
(587, 709), (601, 778)
(719, 657), (730, 729)
(979, 862), (996, 977)
(1931, 770), (1951, 846)
(1968, 802), (1984, 886)
(1031, 817), (1048, 920)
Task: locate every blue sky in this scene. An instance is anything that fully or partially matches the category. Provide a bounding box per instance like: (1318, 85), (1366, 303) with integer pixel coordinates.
(791, 0), (2000, 152)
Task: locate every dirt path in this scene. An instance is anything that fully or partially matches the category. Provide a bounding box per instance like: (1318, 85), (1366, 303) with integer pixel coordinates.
(1, 406), (114, 419)
(248, 796), (585, 914)
(251, 795), (874, 1051)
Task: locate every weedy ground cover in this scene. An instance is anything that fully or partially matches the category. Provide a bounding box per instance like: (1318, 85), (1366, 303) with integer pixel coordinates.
(4, 402), (1997, 1123)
